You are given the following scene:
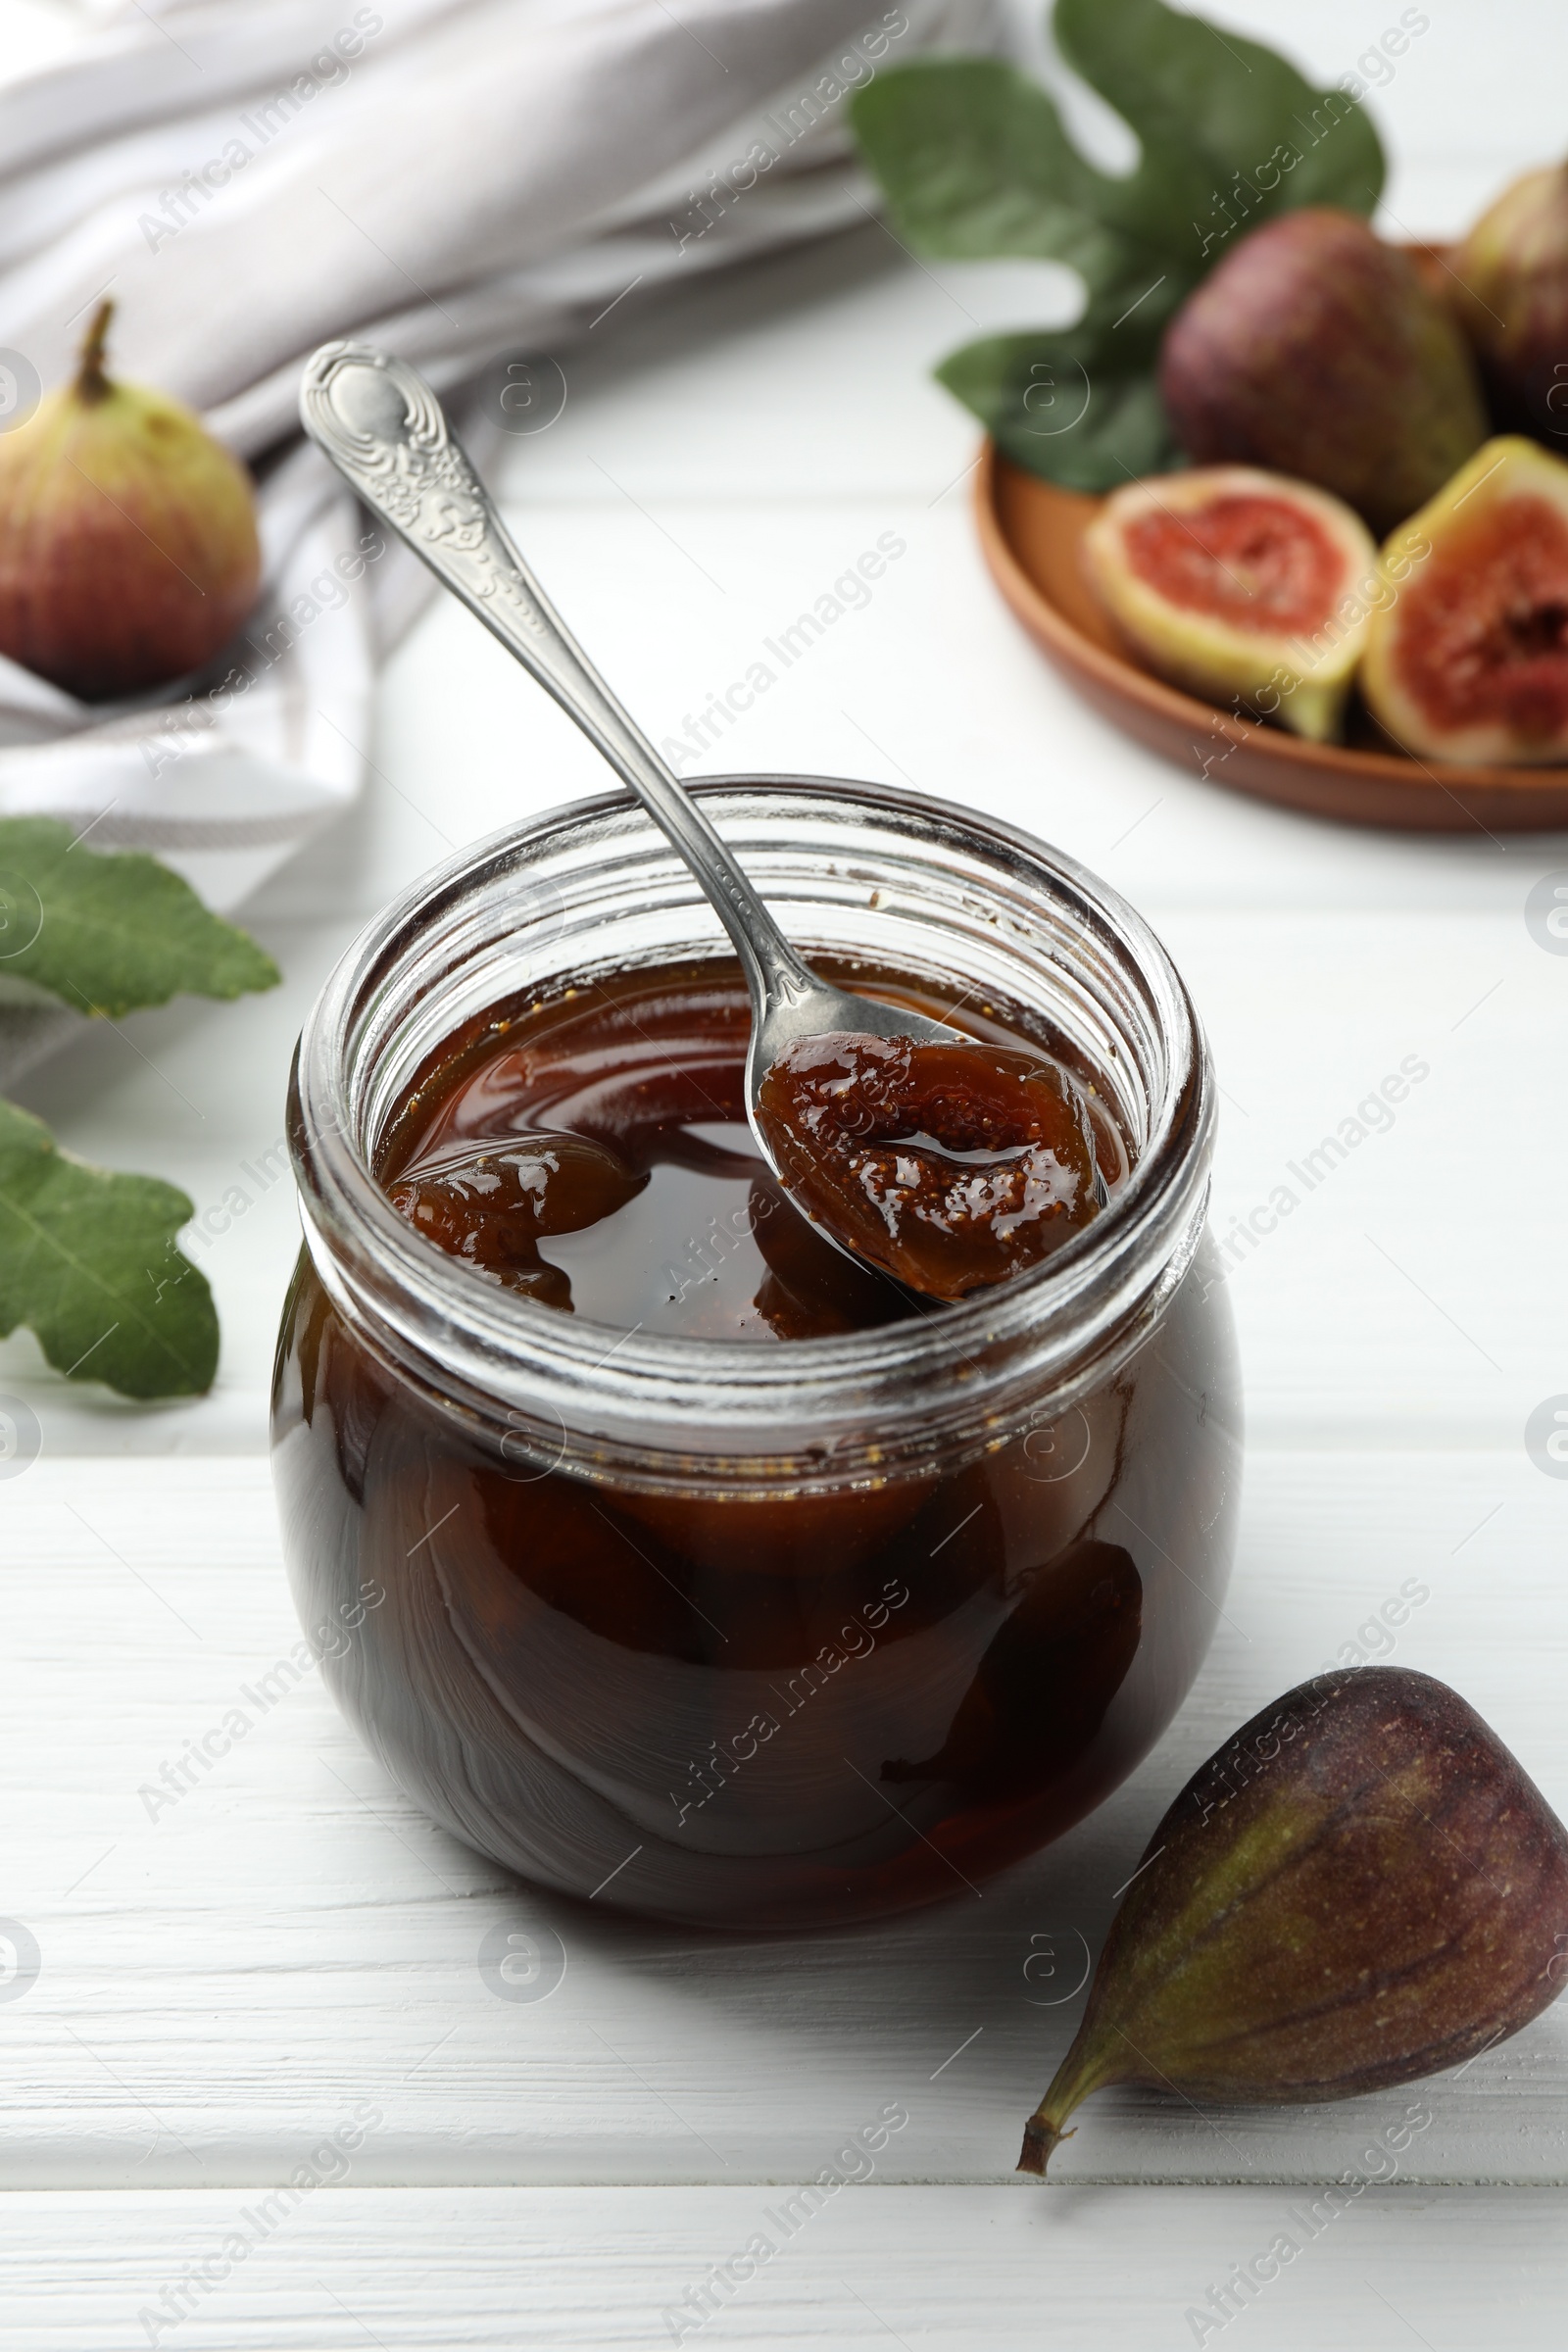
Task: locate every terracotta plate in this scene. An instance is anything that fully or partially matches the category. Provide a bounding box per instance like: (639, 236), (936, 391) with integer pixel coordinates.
(974, 442), (1568, 834)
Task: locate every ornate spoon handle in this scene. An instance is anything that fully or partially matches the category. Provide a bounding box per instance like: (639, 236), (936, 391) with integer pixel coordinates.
(299, 341), (813, 1010)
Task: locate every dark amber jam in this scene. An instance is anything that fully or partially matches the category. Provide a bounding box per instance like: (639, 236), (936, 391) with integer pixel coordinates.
(378, 956), (1130, 1334)
(273, 944), (1238, 1929)
(755, 1027), (1110, 1300)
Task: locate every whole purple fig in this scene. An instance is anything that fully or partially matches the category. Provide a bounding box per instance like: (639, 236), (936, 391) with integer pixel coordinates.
(1158, 209), (1486, 535)
(1019, 1667), (1568, 2177)
(1453, 162), (1568, 442)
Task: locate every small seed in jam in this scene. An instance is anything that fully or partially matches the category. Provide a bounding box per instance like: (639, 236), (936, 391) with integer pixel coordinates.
(756, 1032), (1102, 1300)
(389, 1133), (646, 1308)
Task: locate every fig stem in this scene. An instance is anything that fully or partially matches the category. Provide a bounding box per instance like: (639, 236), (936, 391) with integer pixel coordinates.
(1017, 2114), (1073, 2177)
(75, 298), (115, 403)
(1017, 2023), (1115, 2179)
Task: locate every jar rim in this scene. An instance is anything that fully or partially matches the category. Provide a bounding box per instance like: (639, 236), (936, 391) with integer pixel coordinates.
(288, 775), (1214, 1483)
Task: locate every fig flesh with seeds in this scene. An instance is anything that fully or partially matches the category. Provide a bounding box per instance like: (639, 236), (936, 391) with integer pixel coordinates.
(1359, 436), (1568, 765)
(1158, 209), (1486, 536)
(1451, 160), (1568, 440)
(1082, 466), (1377, 742)
(0, 301), (261, 702)
(1018, 1667), (1568, 2178)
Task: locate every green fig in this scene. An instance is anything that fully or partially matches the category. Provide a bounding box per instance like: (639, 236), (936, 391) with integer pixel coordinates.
(0, 300), (261, 701)
(1452, 161), (1568, 441)
(1019, 1667), (1568, 2177)
(1158, 209), (1487, 535)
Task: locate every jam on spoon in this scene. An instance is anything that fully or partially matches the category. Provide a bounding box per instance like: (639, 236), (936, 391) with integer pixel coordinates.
(755, 1031), (1103, 1301)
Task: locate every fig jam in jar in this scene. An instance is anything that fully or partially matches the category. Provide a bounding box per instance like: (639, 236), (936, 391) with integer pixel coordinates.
(272, 779), (1240, 1928)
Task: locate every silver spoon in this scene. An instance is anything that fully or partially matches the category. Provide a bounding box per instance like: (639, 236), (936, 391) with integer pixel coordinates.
(299, 340), (965, 1260)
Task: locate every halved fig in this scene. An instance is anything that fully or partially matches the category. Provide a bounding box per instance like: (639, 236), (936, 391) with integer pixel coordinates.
(1082, 466), (1379, 742)
(1359, 435), (1568, 764)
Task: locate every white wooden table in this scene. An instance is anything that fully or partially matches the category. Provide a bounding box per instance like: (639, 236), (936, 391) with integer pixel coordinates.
(7, 4), (1568, 2342)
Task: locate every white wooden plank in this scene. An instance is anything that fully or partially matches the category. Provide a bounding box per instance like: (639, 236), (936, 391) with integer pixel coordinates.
(2, 1452), (1565, 2190)
(1, 2183), (1565, 2351)
(0, 4), (1565, 2311)
(6, 893), (1566, 1455)
(287, 495), (1568, 938)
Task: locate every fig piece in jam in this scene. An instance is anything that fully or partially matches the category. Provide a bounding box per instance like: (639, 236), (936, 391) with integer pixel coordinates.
(755, 1031), (1102, 1299)
(388, 1133), (645, 1308)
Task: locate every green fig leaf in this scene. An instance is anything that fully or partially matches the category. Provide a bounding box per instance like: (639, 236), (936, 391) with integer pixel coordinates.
(847, 58), (1144, 273)
(0, 1098), (216, 1397)
(937, 329), (1182, 488)
(1053, 0), (1388, 227)
(0, 816), (279, 1018)
(851, 0), (1389, 489)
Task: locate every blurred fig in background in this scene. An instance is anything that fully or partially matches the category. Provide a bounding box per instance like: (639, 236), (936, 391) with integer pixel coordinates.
(1158, 208), (1487, 536)
(1452, 161), (1568, 442)
(0, 301), (260, 701)
(1082, 466), (1377, 742)
(1360, 435), (1568, 766)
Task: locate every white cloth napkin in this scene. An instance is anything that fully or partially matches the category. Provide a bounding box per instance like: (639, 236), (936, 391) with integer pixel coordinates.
(0, 0), (1000, 1077)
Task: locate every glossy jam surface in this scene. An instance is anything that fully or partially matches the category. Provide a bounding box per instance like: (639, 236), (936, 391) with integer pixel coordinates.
(378, 957), (1124, 1339)
(388, 1134), (648, 1308)
(757, 1030), (1102, 1300)
(272, 953), (1237, 1929)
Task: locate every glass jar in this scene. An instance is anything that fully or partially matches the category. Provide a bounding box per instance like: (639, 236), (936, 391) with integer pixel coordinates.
(272, 776), (1241, 1929)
